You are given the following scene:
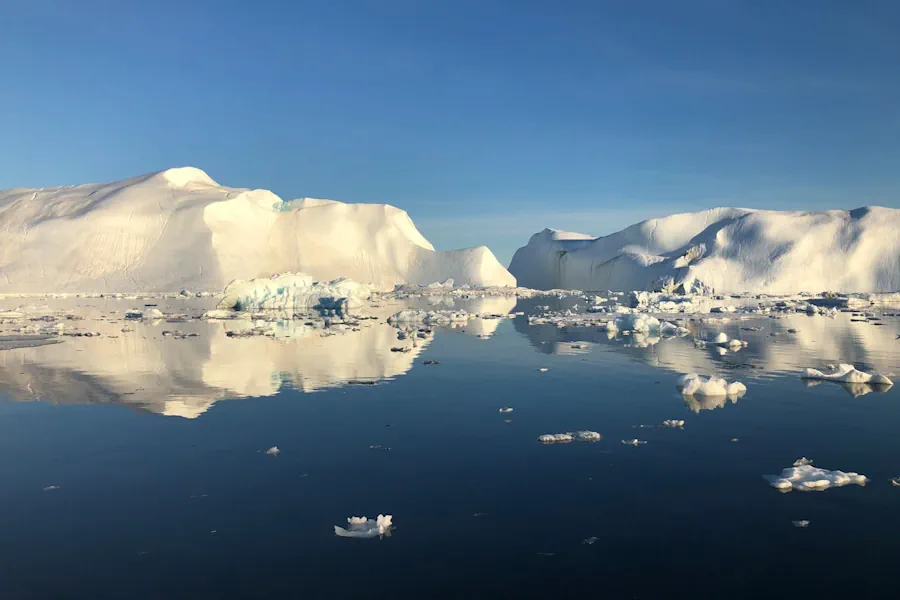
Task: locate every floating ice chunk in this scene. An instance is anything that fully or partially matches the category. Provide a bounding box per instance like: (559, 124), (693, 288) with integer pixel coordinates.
(572, 430), (601, 441)
(498, 407), (514, 413)
(334, 514), (393, 538)
(621, 439), (647, 446)
(388, 309), (472, 325)
(220, 273), (373, 314)
(765, 464), (868, 492)
(793, 457), (814, 467)
(538, 433), (574, 443)
(676, 373), (747, 397)
(265, 446), (280, 456)
(538, 367), (549, 372)
(204, 309), (238, 320)
(711, 332), (729, 344)
(606, 313), (661, 333)
(582, 536), (599, 545)
(891, 478), (900, 487)
(662, 419), (685, 428)
(801, 363), (893, 386)
(42, 485), (60, 492)
(792, 520), (810, 528)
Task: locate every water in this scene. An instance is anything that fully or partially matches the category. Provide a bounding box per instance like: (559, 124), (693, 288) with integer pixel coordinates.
(0, 296), (898, 599)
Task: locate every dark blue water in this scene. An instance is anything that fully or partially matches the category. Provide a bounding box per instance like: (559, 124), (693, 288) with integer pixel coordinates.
(0, 303), (898, 599)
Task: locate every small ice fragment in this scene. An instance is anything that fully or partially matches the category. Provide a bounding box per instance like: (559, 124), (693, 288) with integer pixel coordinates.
(473, 512), (488, 517)
(499, 407), (514, 413)
(662, 419), (685, 428)
(369, 444), (391, 451)
(536, 552), (556, 557)
(792, 520), (810, 528)
(582, 536), (599, 545)
(334, 514), (393, 538)
(265, 446), (280, 456)
(573, 430), (601, 441)
(793, 457), (814, 467)
(538, 433), (574, 443)
(42, 485), (60, 492)
(730, 438), (739, 443)
(621, 439), (647, 446)
(423, 360), (441, 365)
(538, 367), (549, 372)
(891, 477), (900, 487)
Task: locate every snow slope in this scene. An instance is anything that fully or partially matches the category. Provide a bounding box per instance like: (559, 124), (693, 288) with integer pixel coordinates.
(509, 207), (900, 293)
(0, 167), (515, 292)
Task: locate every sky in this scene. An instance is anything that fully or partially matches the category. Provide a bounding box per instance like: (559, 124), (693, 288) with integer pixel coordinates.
(2, 0), (899, 264)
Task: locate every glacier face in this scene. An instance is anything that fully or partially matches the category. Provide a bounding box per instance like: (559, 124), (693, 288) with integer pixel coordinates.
(0, 167), (515, 292)
(509, 207), (900, 293)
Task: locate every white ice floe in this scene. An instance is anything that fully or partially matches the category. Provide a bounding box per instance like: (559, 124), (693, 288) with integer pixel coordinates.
(388, 309), (473, 325)
(793, 457), (814, 467)
(765, 464), (868, 492)
(676, 373), (747, 397)
(498, 407), (514, 413)
(621, 439), (647, 446)
(538, 433), (574, 443)
(662, 419), (685, 428)
(801, 363), (893, 386)
(334, 514), (393, 538)
(572, 430), (602, 441)
(265, 446), (280, 456)
(792, 520), (810, 528)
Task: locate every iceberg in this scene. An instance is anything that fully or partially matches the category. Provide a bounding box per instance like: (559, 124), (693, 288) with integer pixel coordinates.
(509, 207), (900, 293)
(0, 167), (515, 293)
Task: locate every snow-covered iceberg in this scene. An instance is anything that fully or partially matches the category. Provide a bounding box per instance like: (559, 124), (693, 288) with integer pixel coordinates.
(0, 167), (515, 292)
(509, 207), (900, 293)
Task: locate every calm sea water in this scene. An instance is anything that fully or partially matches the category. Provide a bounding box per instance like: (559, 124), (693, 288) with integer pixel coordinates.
(0, 297), (898, 599)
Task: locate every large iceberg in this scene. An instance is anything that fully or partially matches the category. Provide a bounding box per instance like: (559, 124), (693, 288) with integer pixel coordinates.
(509, 207), (900, 293)
(0, 167), (515, 292)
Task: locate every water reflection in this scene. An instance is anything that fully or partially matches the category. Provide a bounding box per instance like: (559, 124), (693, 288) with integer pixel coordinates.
(512, 305), (900, 401)
(0, 294), (518, 418)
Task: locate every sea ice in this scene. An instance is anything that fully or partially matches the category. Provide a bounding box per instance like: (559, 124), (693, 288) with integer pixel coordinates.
(676, 373), (747, 397)
(662, 419), (685, 428)
(334, 514), (393, 538)
(265, 446), (280, 456)
(801, 363), (893, 386)
(538, 433), (574, 443)
(765, 464), (868, 492)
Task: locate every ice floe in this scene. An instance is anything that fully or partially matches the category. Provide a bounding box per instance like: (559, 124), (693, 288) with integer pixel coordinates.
(334, 514), (393, 538)
(765, 463), (868, 492)
(676, 373), (747, 397)
(801, 363), (893, 386)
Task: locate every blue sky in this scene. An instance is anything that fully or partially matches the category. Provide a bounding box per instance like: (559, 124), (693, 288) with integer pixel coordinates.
(3, 0), (899, 263)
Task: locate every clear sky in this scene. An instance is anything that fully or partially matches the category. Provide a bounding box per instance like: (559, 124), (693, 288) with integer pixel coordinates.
(3, 0), (899, 264)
